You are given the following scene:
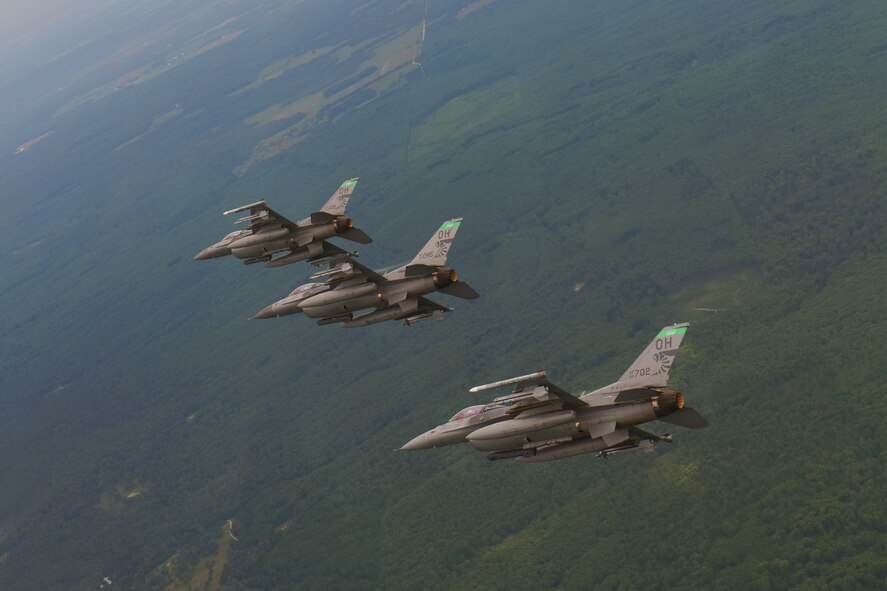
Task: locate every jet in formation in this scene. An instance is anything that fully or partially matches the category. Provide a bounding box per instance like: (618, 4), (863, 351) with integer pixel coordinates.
(400, 323), (707, 461)
(253, 218), (479, 327)
(193, 178), (371, 267)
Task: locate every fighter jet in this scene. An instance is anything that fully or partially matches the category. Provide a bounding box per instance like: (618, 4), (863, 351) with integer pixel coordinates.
(400, 323), (707, 461)
(193, 178), (371, 266)
(253, 218), (479, 327)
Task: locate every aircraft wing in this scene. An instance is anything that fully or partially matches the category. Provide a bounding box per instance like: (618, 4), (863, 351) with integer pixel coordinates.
(340, 256), (387, 283)
(223, 200), (297, 231)
(309, 245), (387, 284)
(535, 378), (588, 410)
(471, 371), (587, 410)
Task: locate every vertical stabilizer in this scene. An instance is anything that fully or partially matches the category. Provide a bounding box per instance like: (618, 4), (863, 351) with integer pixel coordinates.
(409, 218), (462, 267)
(617, 323), (689, 387)
(320, 178), (359, 216)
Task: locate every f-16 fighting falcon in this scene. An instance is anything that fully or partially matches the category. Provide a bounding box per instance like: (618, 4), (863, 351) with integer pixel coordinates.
(253, 218), (479, 327)
(193, 178), (371, 266)
(400, 323), (707, 461)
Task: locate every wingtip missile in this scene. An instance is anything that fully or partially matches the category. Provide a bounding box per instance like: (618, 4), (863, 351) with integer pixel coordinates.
(469, 371), (547, 393)
(223, 200), (266, 216)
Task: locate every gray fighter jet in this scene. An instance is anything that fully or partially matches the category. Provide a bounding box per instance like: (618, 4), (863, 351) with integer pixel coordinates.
(193, 178), (371, 266)
(253, 218), (479, 327)
(400, 323), (707, 461)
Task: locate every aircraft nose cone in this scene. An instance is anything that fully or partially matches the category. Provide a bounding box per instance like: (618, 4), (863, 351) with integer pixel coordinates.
(399, 433), (431, 451)
(253, 304), (278, 319)
(193, 247), (213, 260)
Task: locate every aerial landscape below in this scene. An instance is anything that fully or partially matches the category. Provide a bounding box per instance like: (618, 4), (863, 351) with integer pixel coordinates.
(0, 0), (885, 589)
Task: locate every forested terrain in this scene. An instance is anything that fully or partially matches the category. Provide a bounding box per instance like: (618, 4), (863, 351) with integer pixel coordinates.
(0, 0), (884, 589)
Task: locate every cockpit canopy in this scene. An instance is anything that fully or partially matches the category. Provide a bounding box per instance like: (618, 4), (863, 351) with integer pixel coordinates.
(220, 229), (249, 244)
(448, 405), (485, 422)
(289, 283), (321, 297)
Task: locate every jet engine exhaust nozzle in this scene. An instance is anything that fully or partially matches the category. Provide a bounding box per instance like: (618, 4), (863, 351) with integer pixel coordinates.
(333, 216), (354, 233)
(433, 267), (457, 289)
(652, 391), (685, 417)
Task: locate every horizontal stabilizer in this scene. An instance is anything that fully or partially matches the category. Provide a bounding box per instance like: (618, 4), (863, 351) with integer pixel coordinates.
(658, 407), (709, 429)
(614, 388), (659, 403)
(404, 264), (437, 277)
(439, 282), (480, 299)
(339, 227), (373, 244)
(310, 211), (337, 223)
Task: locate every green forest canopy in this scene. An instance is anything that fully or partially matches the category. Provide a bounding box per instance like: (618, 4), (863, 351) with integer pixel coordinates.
(0, 0), (884, 589)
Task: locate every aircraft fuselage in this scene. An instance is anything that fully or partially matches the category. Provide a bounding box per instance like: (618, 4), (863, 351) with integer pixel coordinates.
(196, 218), (352, 261)
(298, 275), (446, 318)
(401, 392), (684, 461)
(229, 222), (344, 259)
(466, 400), (661, 451)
